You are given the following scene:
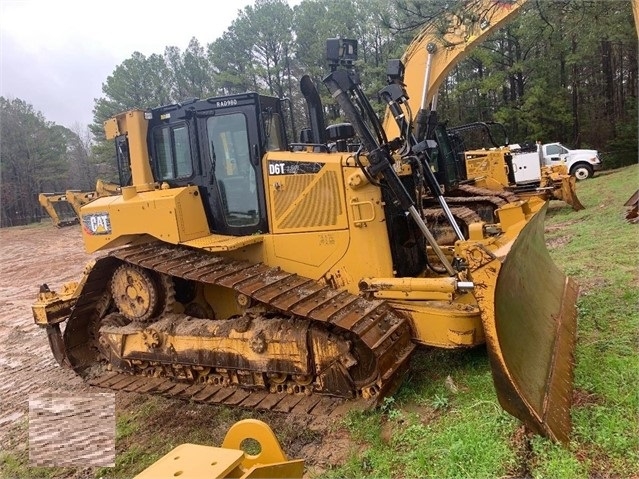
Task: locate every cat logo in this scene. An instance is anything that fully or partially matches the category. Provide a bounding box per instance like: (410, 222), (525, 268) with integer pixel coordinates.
(82, 212), (112, 235)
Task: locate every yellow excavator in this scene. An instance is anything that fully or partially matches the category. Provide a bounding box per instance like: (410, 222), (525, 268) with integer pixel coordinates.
(38, 192), (80, 227)
(382, 0), (583, 211)
(32, 0), (578, 443)
(39, 180), (121, 227)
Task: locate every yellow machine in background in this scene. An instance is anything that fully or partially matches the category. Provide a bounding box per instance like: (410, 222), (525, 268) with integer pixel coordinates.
(39, 180), (121, 227)
(38, 192), (79, 228)
(448, 122), (584, 210)
(464, 147), (584, 209)
(32, 0), (578, 444)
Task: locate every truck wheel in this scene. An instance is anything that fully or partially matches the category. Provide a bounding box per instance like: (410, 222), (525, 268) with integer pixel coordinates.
(570, 163), (593, 181)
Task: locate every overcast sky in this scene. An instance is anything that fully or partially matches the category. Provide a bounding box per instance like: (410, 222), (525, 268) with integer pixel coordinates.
(0, 0), (283, 130)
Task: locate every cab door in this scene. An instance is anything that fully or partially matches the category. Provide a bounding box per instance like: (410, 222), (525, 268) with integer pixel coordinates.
(205, 111), (264, 235)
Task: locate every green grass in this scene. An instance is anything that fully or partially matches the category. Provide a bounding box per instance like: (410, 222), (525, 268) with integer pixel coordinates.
(320, 164), (639, 478)
(322, 348), (521, 478)
(544, 166), (639, 476)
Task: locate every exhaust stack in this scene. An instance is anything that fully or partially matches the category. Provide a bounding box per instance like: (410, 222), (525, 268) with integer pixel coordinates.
(300, 75), (327, 144)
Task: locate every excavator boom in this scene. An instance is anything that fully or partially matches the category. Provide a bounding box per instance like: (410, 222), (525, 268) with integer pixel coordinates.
(384, 0), (527, 138)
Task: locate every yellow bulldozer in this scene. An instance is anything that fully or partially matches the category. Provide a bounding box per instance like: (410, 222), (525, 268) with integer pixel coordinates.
(447, 121), (584, 210)
(32, 0), (578, 444)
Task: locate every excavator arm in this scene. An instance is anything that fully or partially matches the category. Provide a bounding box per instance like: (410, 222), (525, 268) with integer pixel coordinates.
(383, 0), (527, 139)
(38, 193), (79, 228)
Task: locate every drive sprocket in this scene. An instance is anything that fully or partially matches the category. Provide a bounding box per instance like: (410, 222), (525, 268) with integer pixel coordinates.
(110, 264), (164, 322)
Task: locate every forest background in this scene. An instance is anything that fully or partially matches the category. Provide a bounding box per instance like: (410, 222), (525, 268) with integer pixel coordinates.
(0, 0), (636, 227)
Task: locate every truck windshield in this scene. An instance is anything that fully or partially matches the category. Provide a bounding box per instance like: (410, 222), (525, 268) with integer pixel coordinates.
(207, 113), (259, 227)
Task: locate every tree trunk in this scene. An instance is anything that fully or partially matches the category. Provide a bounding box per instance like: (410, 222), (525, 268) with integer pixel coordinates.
(571, 35), (580, 147)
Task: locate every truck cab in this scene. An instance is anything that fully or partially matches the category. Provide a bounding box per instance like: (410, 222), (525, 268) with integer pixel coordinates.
(511, 142), (602, 182)
(540, 142), (602, 180)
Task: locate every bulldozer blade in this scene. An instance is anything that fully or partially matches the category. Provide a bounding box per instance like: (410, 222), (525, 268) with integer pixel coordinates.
(472, 203), (579, 443)
(554, 176), (585, 211)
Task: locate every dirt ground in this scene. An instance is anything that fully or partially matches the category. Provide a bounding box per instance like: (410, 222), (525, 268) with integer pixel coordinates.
(0, 225), (95, 436)
(0, 223), (354, 476)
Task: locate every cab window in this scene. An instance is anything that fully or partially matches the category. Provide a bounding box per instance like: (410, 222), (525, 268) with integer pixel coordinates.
(546, 144), (568, 156)
(153, 125), (193, 180)
(265, 112), (285, 151)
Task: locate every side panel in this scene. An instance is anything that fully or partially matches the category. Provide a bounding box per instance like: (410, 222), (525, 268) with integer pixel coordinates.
(464, 150), (511, 186)
(261, 151), (395, 294)
(81, 186), (209, 253)
(511, 152), (542, 183)
(264, 152), (349, 234)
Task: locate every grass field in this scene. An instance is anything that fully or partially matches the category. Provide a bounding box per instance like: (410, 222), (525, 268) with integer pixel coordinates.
(319, 164), (639, 479)
(1, 164), (637, 479)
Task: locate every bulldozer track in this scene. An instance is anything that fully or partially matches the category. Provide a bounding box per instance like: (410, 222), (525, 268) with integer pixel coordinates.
(456, 183), (519, 203)
(423, 206), (482, 225)
(88, 370), (353, 416)
(72, 242), (416, 416)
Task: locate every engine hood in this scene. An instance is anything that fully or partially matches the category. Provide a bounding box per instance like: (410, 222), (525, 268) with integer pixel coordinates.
(567, 149), (599, 161)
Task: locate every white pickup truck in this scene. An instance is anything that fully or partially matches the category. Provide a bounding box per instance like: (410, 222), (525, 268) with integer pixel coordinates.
(510, 142), (602, 182)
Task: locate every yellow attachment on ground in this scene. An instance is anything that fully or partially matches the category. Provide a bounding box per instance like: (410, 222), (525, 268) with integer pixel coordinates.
(134, 419), (304, 479)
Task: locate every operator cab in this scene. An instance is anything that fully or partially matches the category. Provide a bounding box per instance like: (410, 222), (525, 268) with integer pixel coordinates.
(137, 94), (288, 237)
